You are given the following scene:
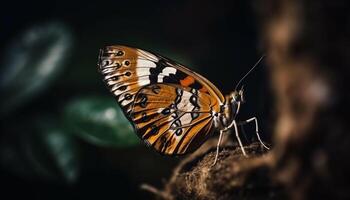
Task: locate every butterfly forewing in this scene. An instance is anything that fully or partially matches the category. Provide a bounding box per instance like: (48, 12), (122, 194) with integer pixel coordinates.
(98, 45), (224, 155)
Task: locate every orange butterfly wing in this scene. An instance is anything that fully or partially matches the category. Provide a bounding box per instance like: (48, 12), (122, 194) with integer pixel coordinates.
(131, 84), (215, 154)
(98, 45), (224, 155)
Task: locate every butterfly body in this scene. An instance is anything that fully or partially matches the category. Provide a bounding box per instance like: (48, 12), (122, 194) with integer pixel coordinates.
(98, 45), (264, 157)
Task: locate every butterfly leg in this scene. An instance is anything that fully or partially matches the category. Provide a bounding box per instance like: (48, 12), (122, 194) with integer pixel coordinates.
(240, 117), (269, 149)
(232, 120), (247, 156)
(226, 120), (247, 156)
(212, 130), (224, 166)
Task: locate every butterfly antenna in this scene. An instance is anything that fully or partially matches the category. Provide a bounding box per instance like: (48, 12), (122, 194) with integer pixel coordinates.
(234, 54), (266, 91)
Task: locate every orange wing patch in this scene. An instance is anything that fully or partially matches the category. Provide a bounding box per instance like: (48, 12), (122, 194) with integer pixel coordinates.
(180, 76), (195, 87)
(199, 86), (208, 93)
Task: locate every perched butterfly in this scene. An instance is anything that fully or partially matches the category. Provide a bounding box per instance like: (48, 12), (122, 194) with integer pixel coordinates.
(97, 45), (268, 164)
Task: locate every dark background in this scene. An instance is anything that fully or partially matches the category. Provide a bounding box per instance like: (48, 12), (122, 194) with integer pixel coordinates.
(0, 0), (271, 199)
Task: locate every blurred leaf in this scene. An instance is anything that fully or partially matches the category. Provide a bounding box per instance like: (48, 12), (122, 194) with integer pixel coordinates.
(0, 22), (73, 115)
(37, 120), (80, 183)
(64, 96), (139, 147)
(0, 118), (80, 183)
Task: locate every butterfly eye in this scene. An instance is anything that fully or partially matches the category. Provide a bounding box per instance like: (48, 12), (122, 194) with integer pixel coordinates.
(116, 51), (124, 56)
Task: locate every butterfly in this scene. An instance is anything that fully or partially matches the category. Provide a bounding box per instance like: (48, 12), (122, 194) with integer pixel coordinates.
(97, 45), (268, 164)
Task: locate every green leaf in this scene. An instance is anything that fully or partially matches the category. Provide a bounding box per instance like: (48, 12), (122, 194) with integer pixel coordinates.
(37, 121), (80, 183)
(0, 22), (73, 115)
(64, 96), (139, 147)
(0, 118), (80, 183)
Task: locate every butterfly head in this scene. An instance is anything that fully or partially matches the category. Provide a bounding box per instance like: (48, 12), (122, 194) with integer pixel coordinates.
(220, 87), (245, 127)
(230, 86), (245, 104)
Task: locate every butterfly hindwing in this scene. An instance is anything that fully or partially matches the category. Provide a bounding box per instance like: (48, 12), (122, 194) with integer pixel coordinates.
(130, 84), (214, 155)
(98, 45), (224, 155)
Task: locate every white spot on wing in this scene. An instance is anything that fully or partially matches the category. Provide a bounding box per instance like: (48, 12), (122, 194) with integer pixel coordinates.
(101, 67), (116, 74)
(106, 79), (118, 87)
(157, 75), (166, 82)
(121, 99), (133, 106)
(157, 67), (177, 82)
(179, 113), (192, 125)
(162, 67), (177, 76)
(114, 89), (124, 96)
(136, 59), (157, 68)
(138, 79), (150, 86)
(177, 92), (194, 111)
(136, 67), (151, 76)
(118, 93), (135, 103)
(118, 94), (124, 102)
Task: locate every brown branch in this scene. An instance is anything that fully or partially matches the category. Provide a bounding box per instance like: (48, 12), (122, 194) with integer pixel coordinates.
(258, 0), (350, 199)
